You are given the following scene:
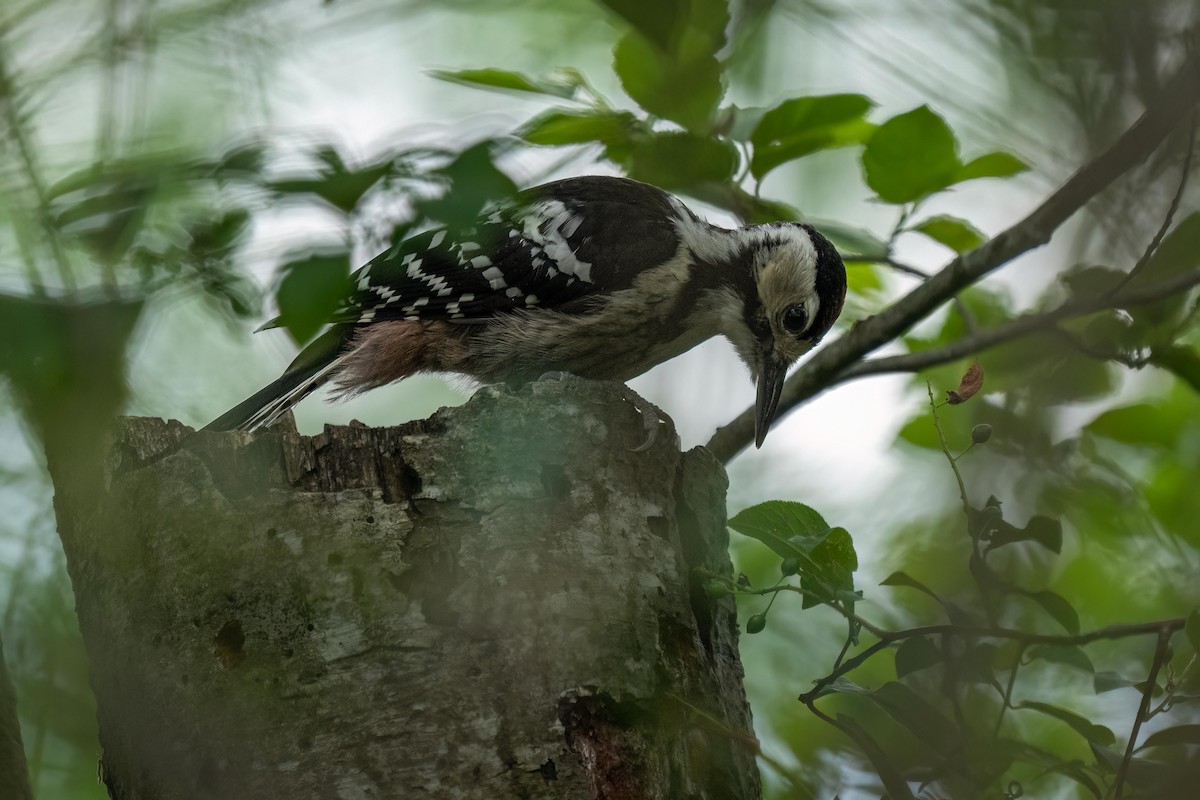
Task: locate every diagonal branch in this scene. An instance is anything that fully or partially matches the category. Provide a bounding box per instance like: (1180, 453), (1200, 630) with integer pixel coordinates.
(1114, 626), (1173, 798)
(707, 55), (1200, 464)
(837, 265), (1200, 382)
(1110, 112), (1196, 296)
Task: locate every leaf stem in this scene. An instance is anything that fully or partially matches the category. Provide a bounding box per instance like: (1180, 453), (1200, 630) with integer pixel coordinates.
(927, 381), (970, 517)
(1113, 626), (1173, 798)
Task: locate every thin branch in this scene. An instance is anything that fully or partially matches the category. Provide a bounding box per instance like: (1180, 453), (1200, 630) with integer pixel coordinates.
(832, 627), (855, 670)
(1113, 626), (1173, 799)
(878, 257), (931, 280)
(858, 255), (979, 333)
(992, 642), (1025, 739)
(1110, 113), (1196, 295)
(708, 55), (1200, 464)
(927, 382), (969, 516)
(798, 617), (1186, 705)
(737, 583), (889, 639)
(836, 266), (1200, 383)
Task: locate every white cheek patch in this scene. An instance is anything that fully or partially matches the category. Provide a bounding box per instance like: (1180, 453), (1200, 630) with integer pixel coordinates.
(756, 232), (819, 329)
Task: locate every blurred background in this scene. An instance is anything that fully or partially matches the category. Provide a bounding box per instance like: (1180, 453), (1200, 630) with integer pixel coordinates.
(2, 0), (1198, 797)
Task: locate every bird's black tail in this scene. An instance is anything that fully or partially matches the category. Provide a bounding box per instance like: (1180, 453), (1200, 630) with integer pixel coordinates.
(202, 326), (350, 432)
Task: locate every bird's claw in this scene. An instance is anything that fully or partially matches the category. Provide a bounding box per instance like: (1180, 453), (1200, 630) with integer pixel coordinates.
(534, 374), (671, 452)
(624, 391), (672, 453)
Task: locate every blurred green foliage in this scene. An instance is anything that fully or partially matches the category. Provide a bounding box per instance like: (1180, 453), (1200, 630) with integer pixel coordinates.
(1, 0), (1199, 798)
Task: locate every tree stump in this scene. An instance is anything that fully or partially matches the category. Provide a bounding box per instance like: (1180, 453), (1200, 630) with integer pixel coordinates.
(51, 380), (761, 799)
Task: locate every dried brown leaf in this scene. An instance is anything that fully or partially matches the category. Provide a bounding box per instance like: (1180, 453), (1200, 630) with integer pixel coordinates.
(947, 362), (984, 405)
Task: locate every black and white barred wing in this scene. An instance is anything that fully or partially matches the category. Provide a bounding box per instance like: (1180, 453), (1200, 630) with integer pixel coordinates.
(342, 177), (682, 325)
(204, 177), (687, 432)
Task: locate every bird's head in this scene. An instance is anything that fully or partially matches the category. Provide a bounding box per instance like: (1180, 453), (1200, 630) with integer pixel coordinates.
(723, 224), (847, 447)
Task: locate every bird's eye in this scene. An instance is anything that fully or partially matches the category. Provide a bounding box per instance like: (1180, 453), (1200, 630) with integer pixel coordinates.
(782, 304), (808, 335)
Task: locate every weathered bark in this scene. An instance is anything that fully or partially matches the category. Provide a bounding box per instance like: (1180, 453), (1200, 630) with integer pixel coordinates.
(52, 380), (761, 800)
(0, 633), (34, 800)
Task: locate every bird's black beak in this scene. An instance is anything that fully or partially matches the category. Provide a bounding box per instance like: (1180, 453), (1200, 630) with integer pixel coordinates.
(755, 353), (787, 448)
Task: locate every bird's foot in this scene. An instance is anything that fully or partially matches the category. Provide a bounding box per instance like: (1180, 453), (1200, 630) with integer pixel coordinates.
(530, 374), (673, 452)
(621, 389), (675, 453)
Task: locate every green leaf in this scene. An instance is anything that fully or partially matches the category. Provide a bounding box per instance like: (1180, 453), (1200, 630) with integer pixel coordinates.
(1089, 742), (1125, 773)
(596, 0), (688, 51)
(862, 106), (961, 203)
(955, 151), (1029, 182)
(749, 94), (875, 180)
(895, 636), (942, 677)
(911, 214), (986, 253)
(845, 260), (885, 297)
(961, 642), (999, 684)
(1018, 701), (1116, 745)
(627, 132), (739, 189)
(728, 500), (830, 543)
(208, 140), (267, 178)
(985, 514), (1063, 554)
(714, 104), (768, 141)
(1060, 264), (1130, 299)
(1138, 724), (1200, 750)
(520, 110), (638, 147)
(1186, 608), (1200, 654)
(1151, 346), (1200, 394)
(1087, 403), (1181, 449)
(183, 211), (259, 318)
(725, 522), (822, 579)
(996, 739), (1103, 797)
(49, 175), (155, 264)
(613, 31), (723, 132)
(752, 94), (874, 146)
(269, 157), (391, 214)
(896, 410), (940, 450)
(834, 714), (918, 800)
(729, 502), (854, 609)
(880, 570), (972, 625)
(418, 142), (518, 227)
(1027, 645), (1094, 673)
(880, 571), (942, 603)
(809, 220), (889, 259)
(1027, 590), (1080, 635)
(1138, 211), (1200, 284)
(186, 211), (251, 263)
(275, 253), (351, 345)
(603, 0), (730, 67)
(1094, 671), (1137, 693)
(428, 68), (577, 99)
(993, 640), (1023, 671)
(869, 681), (959, 754)
(801, 526), (857, 608)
